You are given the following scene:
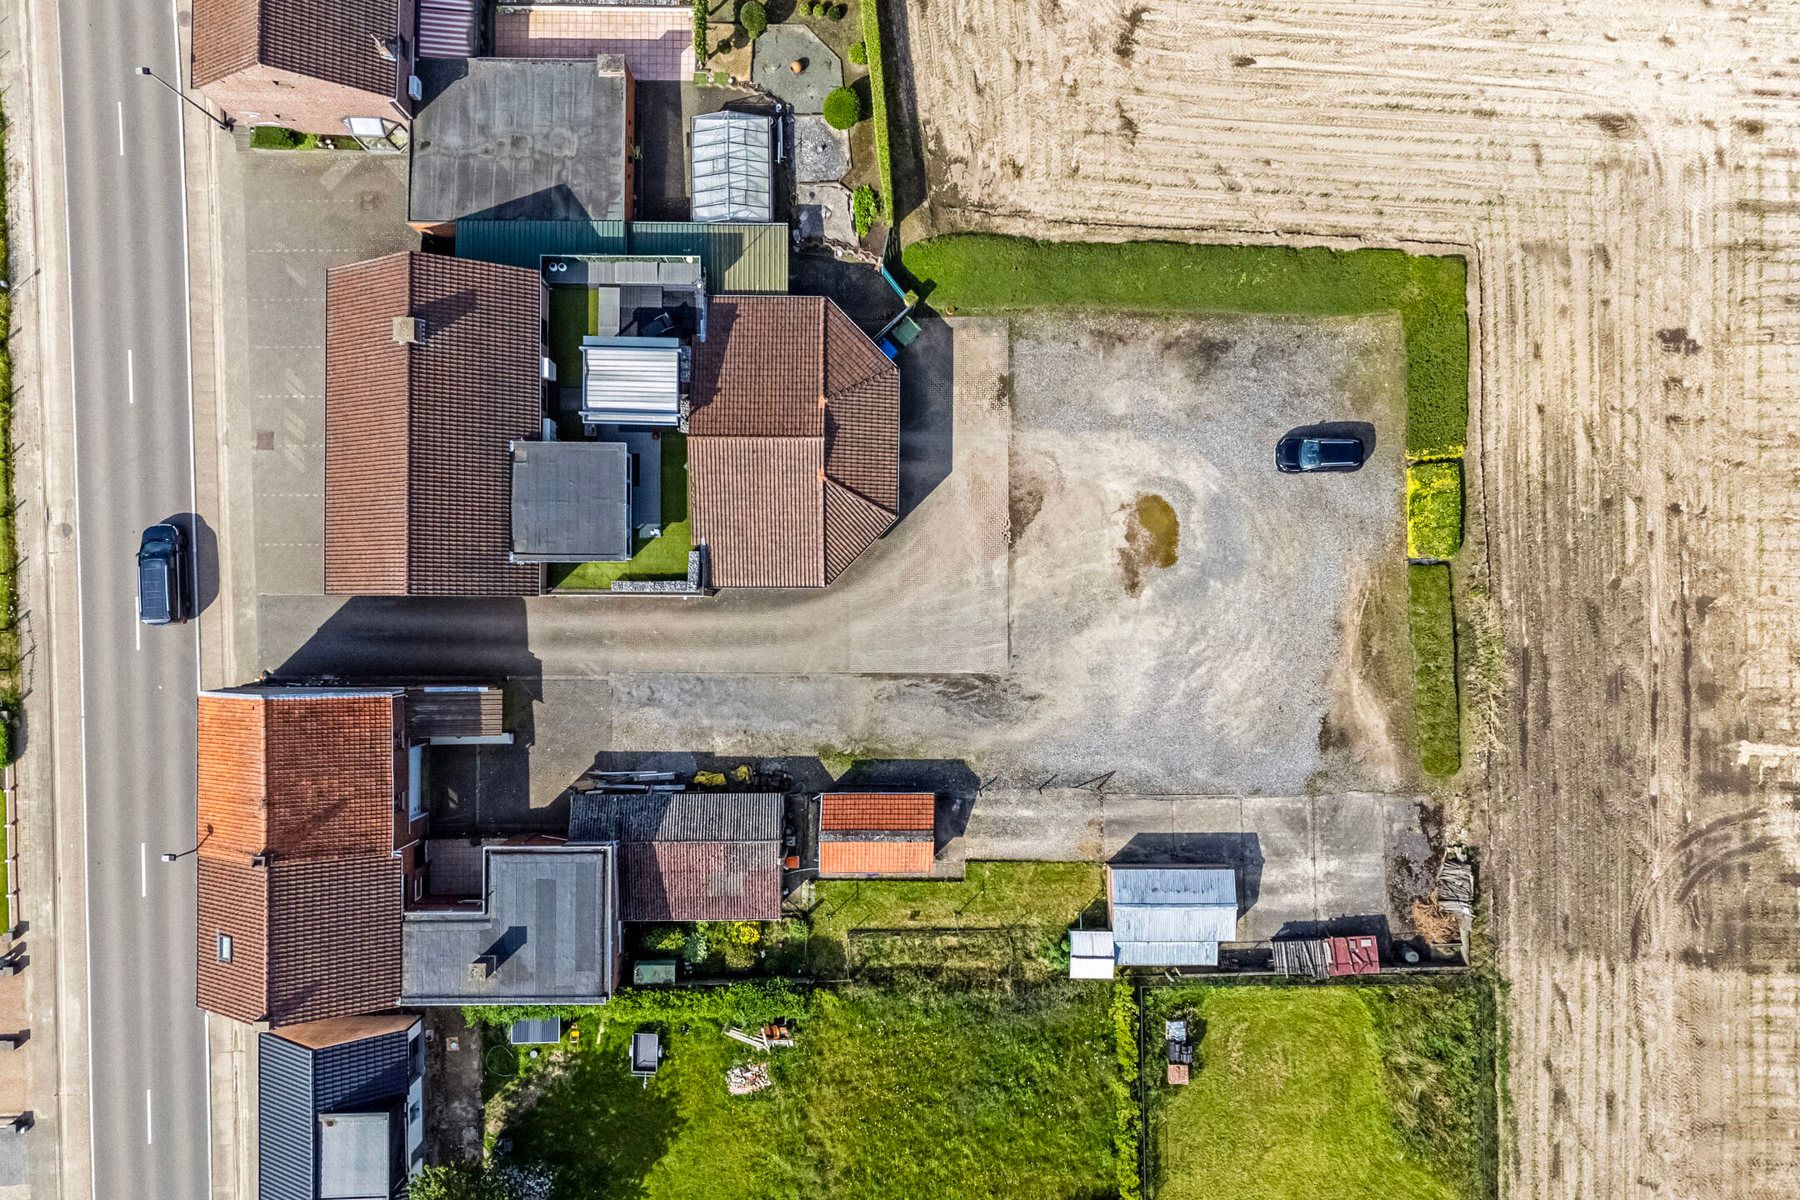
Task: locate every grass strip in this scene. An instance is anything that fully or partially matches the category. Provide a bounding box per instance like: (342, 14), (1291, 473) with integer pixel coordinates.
(1406, 459), (1464, 560)
(900, 234), (1469, 460)
(1409, 562), (1462, 776)
(859, 0), (895, 216)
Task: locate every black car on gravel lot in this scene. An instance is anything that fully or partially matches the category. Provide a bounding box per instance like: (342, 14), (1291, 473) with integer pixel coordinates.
(1275, 434), (1366, 473)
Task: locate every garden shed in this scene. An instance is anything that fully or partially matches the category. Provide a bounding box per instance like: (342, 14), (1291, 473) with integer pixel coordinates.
(1106, 865), (1238, 969)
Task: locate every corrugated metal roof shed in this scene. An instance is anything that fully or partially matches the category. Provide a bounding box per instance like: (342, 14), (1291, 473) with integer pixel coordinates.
(690, 112), (775, 223)
(1109, 865), (1237, 968)
(630, 222), (790, 293)
(455, 219), (630, 269)
(582, 337), (682, 426)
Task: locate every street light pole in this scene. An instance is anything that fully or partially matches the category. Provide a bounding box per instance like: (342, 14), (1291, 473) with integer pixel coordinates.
(161, 824), (215, 863)
(134, 66), (234, 132)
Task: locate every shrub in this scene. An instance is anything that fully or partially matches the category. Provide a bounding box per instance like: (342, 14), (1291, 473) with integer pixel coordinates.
(822, 86), (862, 130)
(409, 1165), (505, 1200)
(849, 39), (868, 64)
(852, 184), (879, 238)
(643, 925), (687, 954)
(1110, 984), (1142, 1200)
(681, 929), (709, 965)
(1406, 460), (1464, 560)
(1408, 562), (1462, 777)
(249, 125), (305, 150)
(832, 3), (848, 17)
(738, 0), (766, 39)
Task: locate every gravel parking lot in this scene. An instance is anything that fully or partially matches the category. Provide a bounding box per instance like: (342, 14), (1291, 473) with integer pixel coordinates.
(607, 313), (1413, 796)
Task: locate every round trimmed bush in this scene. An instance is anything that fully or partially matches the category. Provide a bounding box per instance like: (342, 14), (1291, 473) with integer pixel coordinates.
(830, 3), (847, 18)
(739, 0), (766, 39)
(822, 86), (862, 130)
(848, 39), (867, 64)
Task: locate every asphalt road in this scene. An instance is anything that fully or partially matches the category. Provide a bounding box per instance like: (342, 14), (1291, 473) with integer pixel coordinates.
(56, 0), (209, 1194)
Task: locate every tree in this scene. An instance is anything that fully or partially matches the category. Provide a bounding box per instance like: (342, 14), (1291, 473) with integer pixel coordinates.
(822, 86), (862, 131)
(739, 0), (767, 40)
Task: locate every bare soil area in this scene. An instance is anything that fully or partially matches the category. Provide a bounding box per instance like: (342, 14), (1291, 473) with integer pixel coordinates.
(896, 1), (1800, 1195)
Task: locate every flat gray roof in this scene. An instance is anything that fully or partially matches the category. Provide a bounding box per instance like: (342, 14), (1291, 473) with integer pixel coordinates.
(400, 845), (616, 1005)
(410, 56), (631, 225)
(511, 440), (632, 563)
(316, 1111), (394, 1200)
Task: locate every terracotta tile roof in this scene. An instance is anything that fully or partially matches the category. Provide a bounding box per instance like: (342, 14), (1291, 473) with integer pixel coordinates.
(823, 480), (895, 584)
(689, 296), (824, 437)
(195, 690), (405, 1026)
(325, 252), (543, 596)
(818, 840), (936, 876)
(690, 436), (825, 588)
(192, 0), (400, 95)
(819, 793), (936, 832)
(619, 841), (782, 921)
(688, 295), (900, 587)
(267, 1012), (417, 1051)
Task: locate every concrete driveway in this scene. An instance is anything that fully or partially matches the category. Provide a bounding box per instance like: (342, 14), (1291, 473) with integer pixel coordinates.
(214, 146), (415, 651)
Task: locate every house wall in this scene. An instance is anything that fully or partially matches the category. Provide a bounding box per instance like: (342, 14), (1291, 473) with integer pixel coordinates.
(199, 64), (406, 136)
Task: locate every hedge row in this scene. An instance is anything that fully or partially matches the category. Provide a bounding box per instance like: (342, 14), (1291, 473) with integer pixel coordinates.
(464, 979), (809, 1032)
(859, 0), (895, 214)
(1408, 563), (1462, 777)
(1110, 984), (1142, 1200)
(1406, 460), (1464, 560)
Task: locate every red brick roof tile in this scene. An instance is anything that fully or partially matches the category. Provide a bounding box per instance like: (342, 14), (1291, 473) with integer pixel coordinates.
(195, 690), (405, 1025)
(688, 296), (900, 588)
(818, 841), (936, 876)
(819, 793), (936, 832)
(325, 252), (542, 596)
(193, 0), (399, 96)
(620, 841), (782, 921)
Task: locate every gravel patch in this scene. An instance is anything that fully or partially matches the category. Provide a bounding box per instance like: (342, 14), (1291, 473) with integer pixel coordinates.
(793, 114), (850, 183)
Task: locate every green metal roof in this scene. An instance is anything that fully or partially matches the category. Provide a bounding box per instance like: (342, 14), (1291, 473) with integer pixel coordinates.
(454, 220), (629, 269)
(456, 220), (790, 294)
(626, 222), (790, 294)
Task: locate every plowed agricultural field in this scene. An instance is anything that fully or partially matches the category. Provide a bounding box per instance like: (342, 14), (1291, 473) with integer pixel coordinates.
(893, 2), (1800, 1197)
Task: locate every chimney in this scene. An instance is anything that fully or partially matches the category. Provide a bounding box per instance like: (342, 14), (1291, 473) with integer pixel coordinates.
(468, 955), (497, 982)
(392, 317), (422, 344)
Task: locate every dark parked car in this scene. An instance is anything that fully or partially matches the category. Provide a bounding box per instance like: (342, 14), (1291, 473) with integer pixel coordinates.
(137, 523), (188, 625)
(1276, 434), (1366, 473)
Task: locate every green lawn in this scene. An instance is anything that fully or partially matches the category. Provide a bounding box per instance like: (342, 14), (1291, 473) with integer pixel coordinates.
(1408, 563), (1462, 776)
(545, 285), (594, 396)
(482, 983), (1116, 1200)
(548, 431), (692, 591)
(899, 235), (1468, 461)
(1144, 983), (1497, 1200)
(806, 860), (1104, 978)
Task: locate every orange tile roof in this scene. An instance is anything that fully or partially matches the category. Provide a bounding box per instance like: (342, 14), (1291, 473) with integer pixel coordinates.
(819, 793), (935, 832)
(195, 689), (404, 1025)
(818, 840), (935, 876)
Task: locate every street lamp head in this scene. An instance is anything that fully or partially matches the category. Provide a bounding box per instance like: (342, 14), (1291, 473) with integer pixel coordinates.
(160, 853), (179, 863)
(135, 66), (153, 76)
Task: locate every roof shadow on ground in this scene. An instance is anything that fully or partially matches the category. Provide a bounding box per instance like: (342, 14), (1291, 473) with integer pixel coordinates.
(895, 315), (953, 516)
(267, 597), (543, 835)
(1109, 832), (1264, 917)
